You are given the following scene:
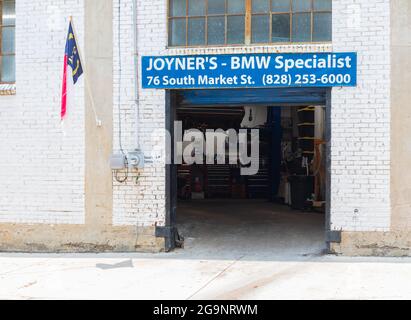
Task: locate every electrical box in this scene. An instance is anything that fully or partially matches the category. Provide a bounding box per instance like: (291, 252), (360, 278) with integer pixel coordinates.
(110, 154), (127, 170)
(128, 149), (145, 169)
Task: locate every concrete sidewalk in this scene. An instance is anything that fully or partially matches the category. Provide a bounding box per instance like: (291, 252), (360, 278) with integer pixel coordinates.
(1, 249), (411, 300)
(1, 202), (409, 300)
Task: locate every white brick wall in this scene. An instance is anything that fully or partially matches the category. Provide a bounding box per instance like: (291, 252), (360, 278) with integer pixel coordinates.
(330, 0), (391, 232)
(112, 0), (393, 233)
(0, 0), (85, 224)
(112, 0), (167, 227)
(111, 0), (333, 228)
(1, 0), (393, 235)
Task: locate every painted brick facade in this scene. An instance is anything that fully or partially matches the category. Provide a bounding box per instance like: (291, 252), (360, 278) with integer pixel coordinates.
(111, 0), (334, 229)
(0, 0), (85, 224)
(0, 0), (401, 254)
(111, 0), (392, 234)
(112, 0), (167, 227)
(331, 0), (391, 232)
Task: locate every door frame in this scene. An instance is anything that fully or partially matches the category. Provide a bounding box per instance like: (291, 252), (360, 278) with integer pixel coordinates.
(163, 88), (334, 252)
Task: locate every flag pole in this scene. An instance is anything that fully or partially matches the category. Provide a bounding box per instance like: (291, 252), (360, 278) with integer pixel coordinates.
(70, 16), (102, 127)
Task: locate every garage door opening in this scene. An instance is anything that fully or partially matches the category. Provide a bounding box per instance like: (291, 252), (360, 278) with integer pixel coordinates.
(166, 88), (331, 257)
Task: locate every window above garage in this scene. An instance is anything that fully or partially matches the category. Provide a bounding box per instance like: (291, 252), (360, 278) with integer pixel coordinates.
(168, 0), (332, 47)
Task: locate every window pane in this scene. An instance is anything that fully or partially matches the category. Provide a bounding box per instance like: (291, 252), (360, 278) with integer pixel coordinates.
(2, 0), (16, 25)
(253, 0), (269, 13)
(170, 0), (186, 17)
(314, 0), (331, 11)
(208, 16), (225, 45)
(313, 12), (331, 41)
(227, 15), (245, 44)
(188, 18), (205, 45)
(271, 0), (290, 12)
(1, 55), (15, 82)
(169, 18), (186, 46)
(272, 14), (290, 42)
(188, 0), (206, 16)
(227, 0), (245, 14)
(292, 0), (311, 12)
(252, 15), (269, 43)
(292, 13), (311, 42)
(208, 0), (225, 14)
(2, 26), (15, 53)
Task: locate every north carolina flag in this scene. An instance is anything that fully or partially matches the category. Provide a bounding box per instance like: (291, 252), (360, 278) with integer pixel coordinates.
(61, 20), (83, 122)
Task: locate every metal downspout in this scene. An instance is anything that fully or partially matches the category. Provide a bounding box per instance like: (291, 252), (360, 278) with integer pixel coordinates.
(132, 0), (140, 149)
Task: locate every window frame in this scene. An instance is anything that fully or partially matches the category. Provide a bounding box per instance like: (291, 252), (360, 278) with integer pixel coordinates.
(0, 0), (16, 84)
(168, 0), (247, 47)
(167, 0), (332, 48)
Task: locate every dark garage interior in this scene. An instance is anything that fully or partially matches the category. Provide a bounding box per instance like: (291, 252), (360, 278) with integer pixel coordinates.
(170, 89), (329, 256)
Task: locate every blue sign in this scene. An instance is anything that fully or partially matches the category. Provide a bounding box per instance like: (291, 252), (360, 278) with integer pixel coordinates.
(142, 52), (357, 89)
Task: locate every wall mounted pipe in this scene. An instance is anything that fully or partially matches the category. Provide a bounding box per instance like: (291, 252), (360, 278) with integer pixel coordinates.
(132, 0), (140, 149)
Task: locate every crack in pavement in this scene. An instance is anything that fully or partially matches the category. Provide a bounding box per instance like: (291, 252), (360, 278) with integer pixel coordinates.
(18, 281), (37, 290)
(186, 255), (245, 300)
(0, 259), (53, 277)
(211, 255), (322, 300)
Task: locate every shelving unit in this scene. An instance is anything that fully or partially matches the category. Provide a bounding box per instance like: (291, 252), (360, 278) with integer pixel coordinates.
(297, 106), (316, 161)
